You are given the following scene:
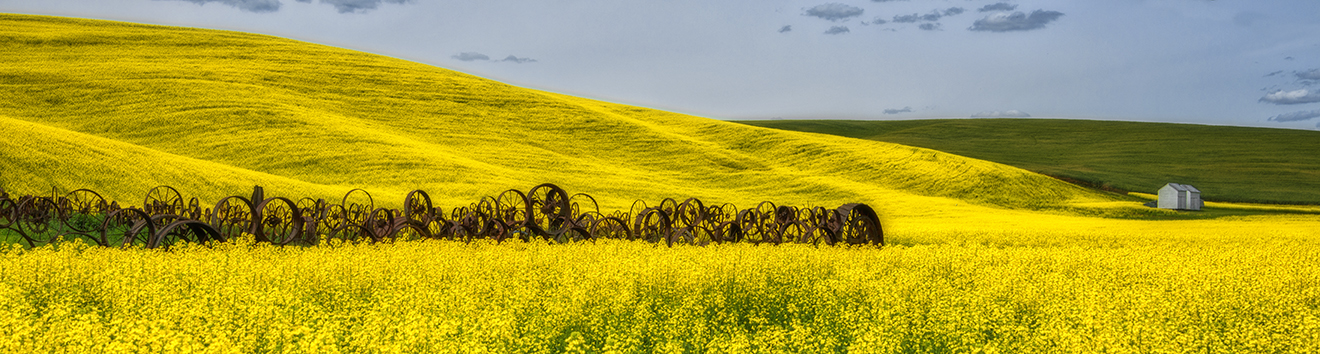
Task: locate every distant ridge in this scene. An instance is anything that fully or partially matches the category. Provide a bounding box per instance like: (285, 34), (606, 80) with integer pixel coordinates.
(738, 119), (1320, 205)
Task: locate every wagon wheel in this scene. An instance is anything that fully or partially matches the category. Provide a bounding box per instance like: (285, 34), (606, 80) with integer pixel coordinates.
(184, 197), (205, 220)
(366, 208), (395, 243)
(59, 189), (108, 234)
(779, 221), (806, 244)
(403, 190), (434, 226)
(319, 204), (347, 236)
(701, 205), (734, 243)
(340, 189), (375, 216)
(450, 214), (477, 242)
(450, 206), (471, 228)
(590, 217), (632, 240)
(735, 209), (764, 244)
(144, 186), (183, 216)
(209, 196), (255, 240)
(573, 213), (598, 232)
(775, 206), (798, 225)
(15, 197), (59, 246)
(295, 198), (321, 220)
(255, 198), (304, 245)
(569, 193), (601, 218)
(485, 219), (510, 243)
(474, 198), (497, 237)
(627, 200), (649, 222)
(702, 204), (730, 229)
(426, 219), (452, 240)
(801, 223), (829, 245)
(658, 198), (679, 218)
(755, 202), (781, 244)
(835, 204), (883, 246)
(340, 189), (374, 230)
(673, 198), (705, 230)
(496, 189), (530, 228)
(799, 207), (832, 245)
(343, 202), (371, 230)
(144, 214), (188, 248)
(293, 198), (324, 242)
(634, 208), (672, 245)
(527, 184), (572, 237)
(102, 208), (155, 248)
(712, 221), (741, 244)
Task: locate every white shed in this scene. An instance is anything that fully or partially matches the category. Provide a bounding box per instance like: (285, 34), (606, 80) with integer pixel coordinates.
(1157, 183), (1202, 210)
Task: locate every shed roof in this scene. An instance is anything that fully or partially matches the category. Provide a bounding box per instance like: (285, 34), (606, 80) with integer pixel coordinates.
(1165, 183), (1200, 193)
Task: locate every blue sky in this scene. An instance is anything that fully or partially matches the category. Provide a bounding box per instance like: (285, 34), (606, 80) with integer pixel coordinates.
(4, 0), (1320, 129)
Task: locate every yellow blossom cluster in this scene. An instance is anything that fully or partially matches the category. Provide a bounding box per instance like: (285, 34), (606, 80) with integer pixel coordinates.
(0, 234), (1316, 353)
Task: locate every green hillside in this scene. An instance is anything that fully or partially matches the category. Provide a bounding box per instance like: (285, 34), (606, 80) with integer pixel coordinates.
(736, 119), (1320, 204)
(0, 14), (1120, 221)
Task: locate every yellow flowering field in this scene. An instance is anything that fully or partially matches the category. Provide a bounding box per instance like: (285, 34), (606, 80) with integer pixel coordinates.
(1, 233), (1316, 353)
(3, 13), (1319, 353)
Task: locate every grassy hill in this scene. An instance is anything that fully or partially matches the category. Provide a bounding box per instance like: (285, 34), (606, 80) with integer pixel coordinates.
(737, 119), (1320, 205)
(0, 14), (1125, 224)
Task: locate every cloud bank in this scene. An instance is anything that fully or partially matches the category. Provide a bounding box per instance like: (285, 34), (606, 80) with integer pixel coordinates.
(452, 52), (490, 61)
(1260, 89), (1320, 105)
(824, 26), (851, 35)
(883, 107), (913, 114)
(501, 55), (537, 64)
(978, 3), (1018, 12)
(805, 3), (864, 21)
(971, 110), (1031, 118)
(1269, 109), (1320, 122)
(1299, 69), (1320, 81)
(970, 10), (1064, 32)
(892, 12), (938, 23)
(451, 52), (537, 63)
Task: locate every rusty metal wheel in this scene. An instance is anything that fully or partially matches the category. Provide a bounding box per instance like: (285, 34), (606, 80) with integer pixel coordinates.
(528, 183), (572, 237)
(144, 186), (183, 216)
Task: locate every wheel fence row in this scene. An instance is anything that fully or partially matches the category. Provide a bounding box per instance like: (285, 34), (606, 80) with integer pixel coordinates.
(0, 184), (883, 249)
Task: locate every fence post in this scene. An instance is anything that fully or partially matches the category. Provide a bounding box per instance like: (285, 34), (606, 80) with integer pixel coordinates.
(249, 186), (265, 238)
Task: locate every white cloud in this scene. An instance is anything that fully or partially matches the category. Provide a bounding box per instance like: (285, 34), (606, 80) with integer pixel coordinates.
(804, 3), (864, 22)
(883, 106), (913, 114)
(1259, 89), (1320, 105)
(824, 26), (850, 35)
(970, 10), (1064, 32)
(452, 52), (490, 61)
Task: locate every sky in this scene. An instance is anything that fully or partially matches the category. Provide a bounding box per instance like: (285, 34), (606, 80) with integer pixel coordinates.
(3, 0), (1320, 130)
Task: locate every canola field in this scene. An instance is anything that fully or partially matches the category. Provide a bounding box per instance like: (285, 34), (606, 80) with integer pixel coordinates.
(4, 13), (1320, 353)
(3, 235), (1317, 353)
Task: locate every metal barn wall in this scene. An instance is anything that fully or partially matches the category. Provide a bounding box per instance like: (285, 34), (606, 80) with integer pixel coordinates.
(1158, 184), (1179, 209)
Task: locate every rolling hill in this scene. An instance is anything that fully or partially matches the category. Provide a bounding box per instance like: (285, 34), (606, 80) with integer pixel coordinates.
(737, 119), (1320, 205)
(0, 14), (1117, 221)
(6, 13), (1319, 244)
